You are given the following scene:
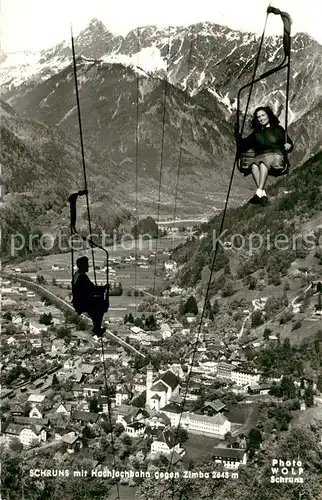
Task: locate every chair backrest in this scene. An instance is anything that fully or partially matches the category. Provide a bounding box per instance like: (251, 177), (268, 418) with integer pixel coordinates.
(238, 150), (255, 171)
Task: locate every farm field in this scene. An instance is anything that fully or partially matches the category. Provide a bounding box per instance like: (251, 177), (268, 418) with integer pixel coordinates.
(183, 434), (220, 463)
(10, 235), (187, 317)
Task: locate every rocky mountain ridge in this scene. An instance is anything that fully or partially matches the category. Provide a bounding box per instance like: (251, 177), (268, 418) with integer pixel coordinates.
(2, 18), (322, 120)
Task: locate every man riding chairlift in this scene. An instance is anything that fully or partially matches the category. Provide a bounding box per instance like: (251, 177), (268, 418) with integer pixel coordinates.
(72, 256), (107, 337)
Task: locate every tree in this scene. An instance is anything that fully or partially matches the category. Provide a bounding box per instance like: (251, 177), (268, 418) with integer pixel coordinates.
(317, 374), (322, 393)
(64, 310), (79, 324)
(304, 384), (314, 407)
(184, 296), (198, 315)
(279, 309), (293, 324)
(145, 315), (157, 331)
(9, 438), (23, 453)
(224, 263), (231, 275)
(222, 279), (235, 297)
(89, 395), (99, 413)
(175, 426), (188, 444)
(248, 276), (257, 290)
(5, 323), (18, 335)
(205, 298), (212, 317)
(192, 389), (206, 412)
(248, 428), (262, 456)
(82, 425), (95, 440)
(114, 423), (125, 436)
(77, 317), (88, 330)
(56, 325), (72, 340)
(251, 310), (264, 328)
(132, 216), (158, 238)
(263, 328), (272, 340)
(280, 375), (296, 399)
(212, 300), (220, 315)
(121, 433), (132, 446)
(39, 312), (53, 325)
(134, 316), (144, 328)
(225, 431), (233, 446)
(291, 320), (302, 331)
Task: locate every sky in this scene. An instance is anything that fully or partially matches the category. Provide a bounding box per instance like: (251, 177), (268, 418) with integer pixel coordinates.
(1, 0), (322, 53)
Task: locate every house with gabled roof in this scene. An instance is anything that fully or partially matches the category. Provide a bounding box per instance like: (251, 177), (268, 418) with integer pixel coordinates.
(28, 394), (46, 406)
(117, 405), (148, 424)
(7, 336), (17, 346)
(10, 403), (24, 417)
(213, 446), (247, 469)
(159, 403), (183, 426)
(133, 376), (146, 393)
(54, 401), (76, 415)
(203, 399), (227, 415)
(101, 346), (120, 360)
(150, 428), (185, 457)
(79, 364), (98, 376)
(72, 384), (83, 398)
(71, 410), (99, 425)
(146, 412), (171, 432)
(4, 423), (23, 443)
(82, 384), (102, 398)
(116, 415), (146, 437)
(61, 432), (83, 453)
(69, 369), (84, 383)
(115, 386), (129, 407)
(14, 416), (49, 427)
(54, 428), (67, 440)
(40, 374), (58, 393)
(29, 321), (49, 335)
(29, 406), (43, 419)
(4, 422), (47, 447)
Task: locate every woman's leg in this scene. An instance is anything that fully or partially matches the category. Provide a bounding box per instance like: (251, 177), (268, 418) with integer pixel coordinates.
(258, 162), (270, 191)
(247, 164), (262, 203)
(251, 163), (263, 202)
(250, 163), (260, 188)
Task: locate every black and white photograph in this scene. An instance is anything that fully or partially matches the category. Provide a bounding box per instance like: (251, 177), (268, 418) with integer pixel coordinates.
(0, 0), (322, 498)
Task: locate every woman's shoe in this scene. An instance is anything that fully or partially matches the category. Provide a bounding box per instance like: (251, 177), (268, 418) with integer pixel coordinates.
(260, 196), (269, 206)
(248, 194), (261, 204)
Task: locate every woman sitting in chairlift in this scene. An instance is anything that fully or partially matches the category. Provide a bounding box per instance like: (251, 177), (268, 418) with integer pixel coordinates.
(236, 106), (293, 205)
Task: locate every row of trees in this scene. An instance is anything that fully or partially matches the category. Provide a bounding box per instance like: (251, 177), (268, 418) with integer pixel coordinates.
(124, 313), (157, 331)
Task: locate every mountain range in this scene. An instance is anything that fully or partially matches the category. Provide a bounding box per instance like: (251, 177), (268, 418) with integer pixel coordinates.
(1, 17), (322, 256)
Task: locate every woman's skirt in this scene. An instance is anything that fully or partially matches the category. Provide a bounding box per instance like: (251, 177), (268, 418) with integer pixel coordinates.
(238, 150), (289, 177)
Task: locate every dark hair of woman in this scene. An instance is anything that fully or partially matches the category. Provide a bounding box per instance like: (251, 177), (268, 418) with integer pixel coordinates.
(251, 106), (280, 130)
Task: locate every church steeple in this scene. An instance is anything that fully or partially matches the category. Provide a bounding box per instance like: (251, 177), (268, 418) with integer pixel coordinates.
(146, 363), (153, 391)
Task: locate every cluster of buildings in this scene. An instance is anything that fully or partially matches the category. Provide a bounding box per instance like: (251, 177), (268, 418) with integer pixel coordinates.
(1, 270), (289, 473)
(113, 364), (250, 468)
(1, 344), (250, 470)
